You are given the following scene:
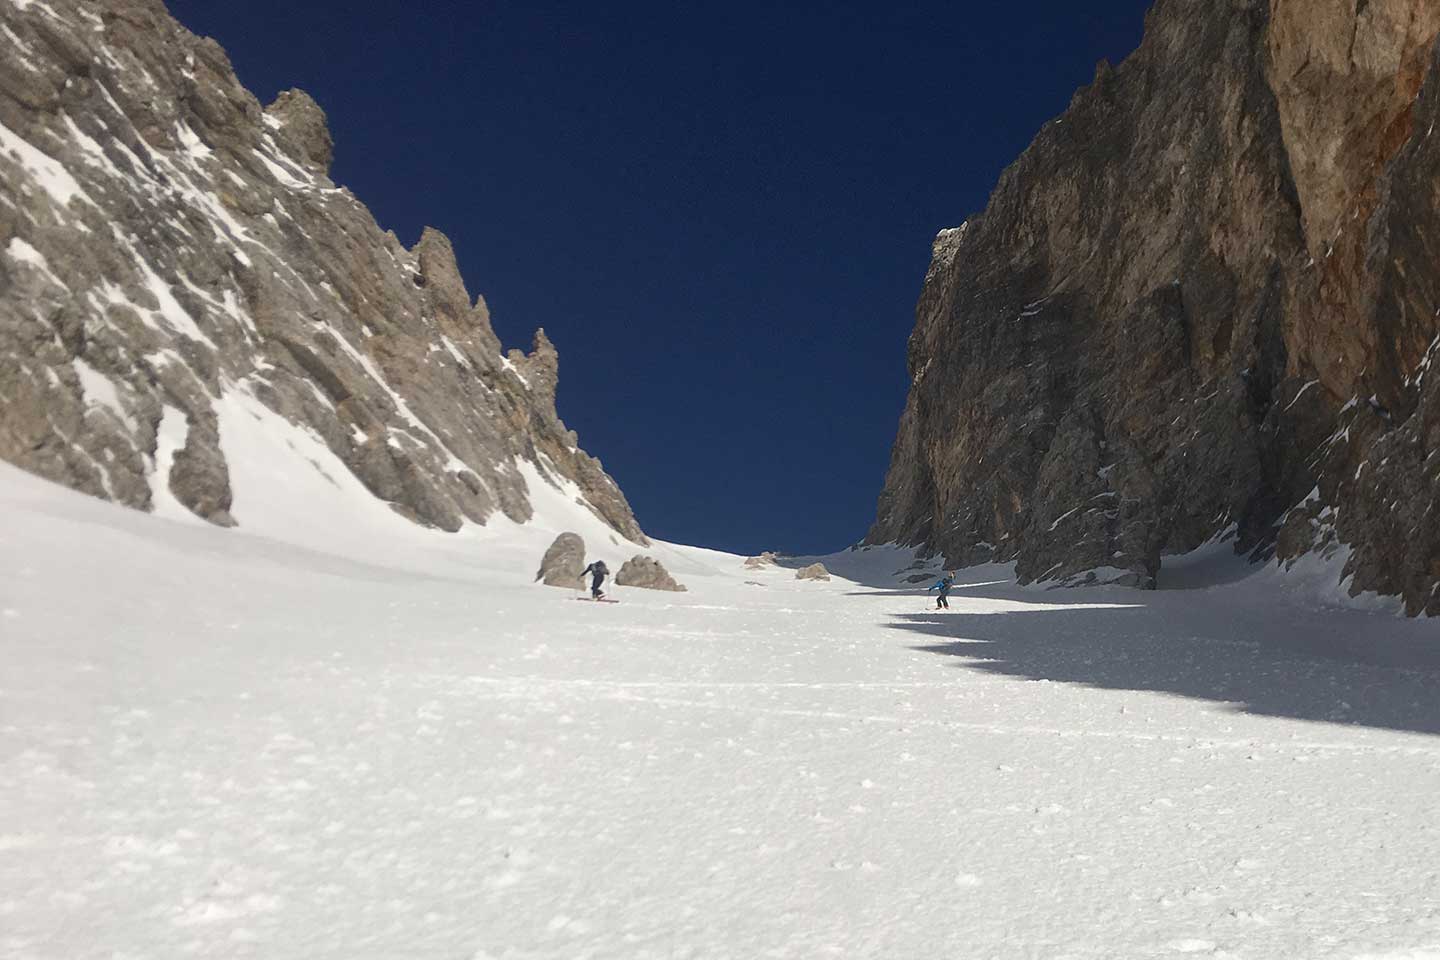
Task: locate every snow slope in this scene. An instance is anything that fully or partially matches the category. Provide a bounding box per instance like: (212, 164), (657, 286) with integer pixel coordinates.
(3, 461), (1440, 959)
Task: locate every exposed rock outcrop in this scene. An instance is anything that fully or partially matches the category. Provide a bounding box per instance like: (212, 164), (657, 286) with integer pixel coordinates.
(535, 533), (586, 588)
(0, 0), (646, 545)
(615, 556), (686, 592)
(869, 0), (1440, 614)
(795, 563), (831, 582)
(743, 551), (779, 569)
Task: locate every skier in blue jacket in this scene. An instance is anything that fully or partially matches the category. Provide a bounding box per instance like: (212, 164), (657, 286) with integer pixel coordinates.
(582, 560), (610, 600)
(927, 572), (957, 609)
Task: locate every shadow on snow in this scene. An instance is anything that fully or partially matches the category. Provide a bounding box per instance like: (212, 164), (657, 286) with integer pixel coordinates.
(886, 593), (1440, 736)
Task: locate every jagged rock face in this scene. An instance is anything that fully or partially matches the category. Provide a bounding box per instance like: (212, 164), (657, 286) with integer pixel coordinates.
(870, 0), (1440, 614)
(0, 0), (647, 545)
(614, 556), (686, 592)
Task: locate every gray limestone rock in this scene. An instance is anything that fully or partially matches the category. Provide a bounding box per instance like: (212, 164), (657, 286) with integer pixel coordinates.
(535, 533), (585, 588)
(0, 0), (647, 547)
(167, 412), (236, 527)
(614, 556), (686, 592)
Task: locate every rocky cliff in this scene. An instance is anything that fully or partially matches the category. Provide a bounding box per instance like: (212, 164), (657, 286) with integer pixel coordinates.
(870, 0), (1440, 615)
(0, 0), (647, 544)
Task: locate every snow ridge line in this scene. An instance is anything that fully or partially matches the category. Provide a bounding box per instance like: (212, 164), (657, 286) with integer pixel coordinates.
(460, 677), (1440, 757)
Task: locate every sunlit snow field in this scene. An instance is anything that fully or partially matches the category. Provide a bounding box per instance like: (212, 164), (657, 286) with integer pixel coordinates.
(3, 459), (1440, 960)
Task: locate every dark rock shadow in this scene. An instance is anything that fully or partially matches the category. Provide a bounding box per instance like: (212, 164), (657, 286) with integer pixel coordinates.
(845, 578), (1026, 599)
(771, 547), (951, 590)
(1156, 541), (1269, 590)
(890, 599), (1440, 736)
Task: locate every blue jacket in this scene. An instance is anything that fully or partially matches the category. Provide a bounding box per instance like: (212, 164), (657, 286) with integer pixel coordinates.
(928, 577), (955, 592)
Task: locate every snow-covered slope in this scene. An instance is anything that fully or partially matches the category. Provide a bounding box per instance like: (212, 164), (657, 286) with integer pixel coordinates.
(5, 464), (1440, 959)
(175, 386), (719, 584)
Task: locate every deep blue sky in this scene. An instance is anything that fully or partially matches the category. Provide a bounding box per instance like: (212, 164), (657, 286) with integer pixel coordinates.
(165, 0), (1151, 554)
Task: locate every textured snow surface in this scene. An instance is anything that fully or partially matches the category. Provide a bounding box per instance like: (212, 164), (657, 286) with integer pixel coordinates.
(3, 462), (1440, 959)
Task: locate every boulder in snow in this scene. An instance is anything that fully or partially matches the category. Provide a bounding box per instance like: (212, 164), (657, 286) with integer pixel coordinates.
(743, 551), (780, 569)
(615, 556), (687, 592)
(167, 411), (237, 527)
(535, 533), (586, 588)
(795, 563), (831, 582)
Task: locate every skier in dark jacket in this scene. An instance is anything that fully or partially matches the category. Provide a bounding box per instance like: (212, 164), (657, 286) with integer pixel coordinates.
(582, 560), (610, 600)
(928, 572), (957, 610)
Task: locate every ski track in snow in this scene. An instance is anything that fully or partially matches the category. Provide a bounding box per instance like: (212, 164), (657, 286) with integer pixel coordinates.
(2, 462), (1440, 959)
